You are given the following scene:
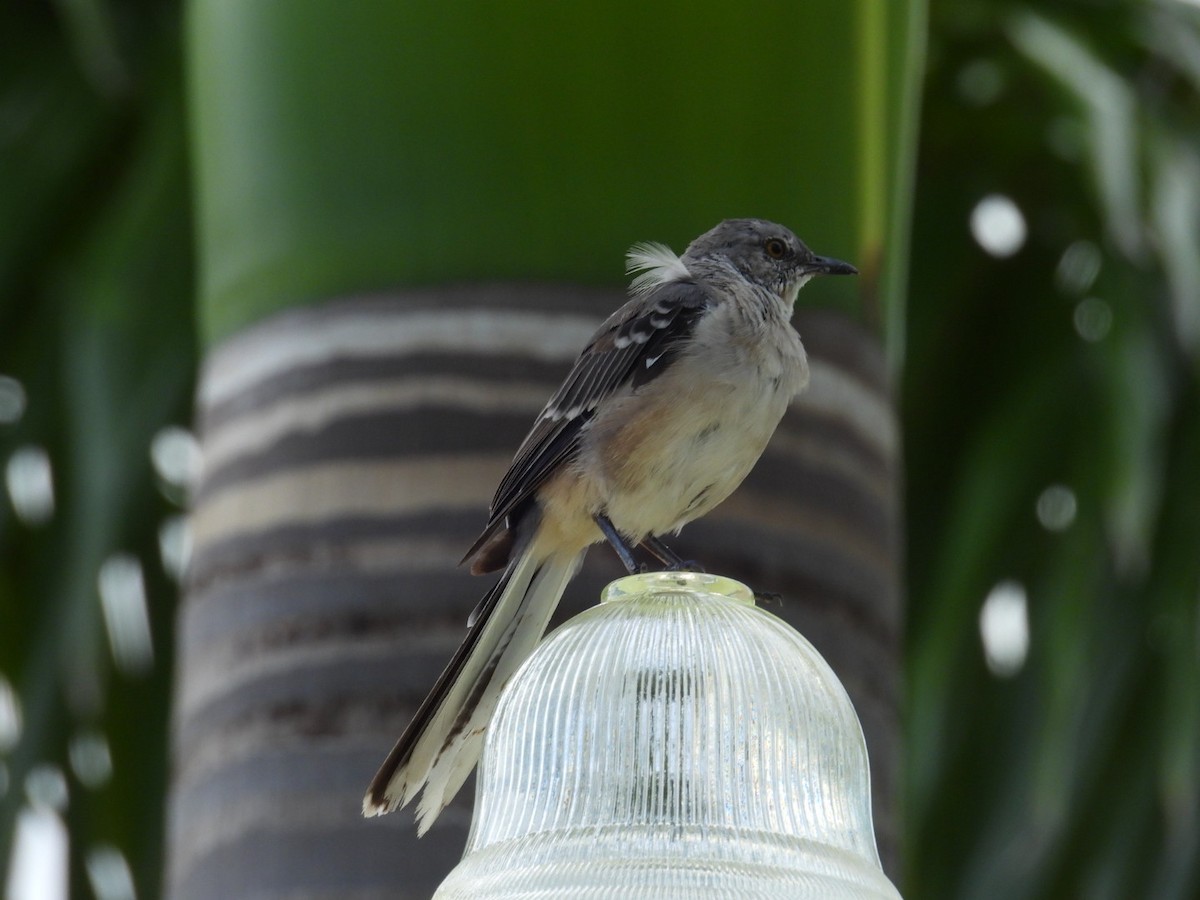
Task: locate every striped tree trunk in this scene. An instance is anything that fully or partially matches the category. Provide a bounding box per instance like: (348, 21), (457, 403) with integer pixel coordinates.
(166, 288), (899, 897)
(172, 1), (921, 893)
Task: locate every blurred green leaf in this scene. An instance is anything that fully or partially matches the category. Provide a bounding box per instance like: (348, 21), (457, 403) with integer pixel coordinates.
(0, 4), (193, 896)
(906, 1), (1200, 897)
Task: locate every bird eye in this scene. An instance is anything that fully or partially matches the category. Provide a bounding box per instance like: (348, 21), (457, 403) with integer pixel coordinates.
(764, 238), (788, 259)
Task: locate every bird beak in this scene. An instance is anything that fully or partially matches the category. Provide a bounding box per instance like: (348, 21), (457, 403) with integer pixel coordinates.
(807, 255), (858, 276)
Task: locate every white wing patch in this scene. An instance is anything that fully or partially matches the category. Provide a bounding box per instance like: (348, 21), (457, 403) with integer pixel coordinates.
(626, 241), (691, 296)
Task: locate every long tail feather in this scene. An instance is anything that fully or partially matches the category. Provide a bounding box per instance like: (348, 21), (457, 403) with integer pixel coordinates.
(363, 533), (582, 833)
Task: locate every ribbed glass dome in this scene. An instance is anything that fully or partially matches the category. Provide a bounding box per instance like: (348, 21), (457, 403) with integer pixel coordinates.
(434, 571), (901, 899)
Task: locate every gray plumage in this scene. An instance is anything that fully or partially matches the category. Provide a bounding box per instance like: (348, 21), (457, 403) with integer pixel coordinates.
(364, 218), (857, 831)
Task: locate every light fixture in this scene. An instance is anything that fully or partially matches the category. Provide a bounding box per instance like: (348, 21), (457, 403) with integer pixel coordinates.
(435, 571), (901, 899)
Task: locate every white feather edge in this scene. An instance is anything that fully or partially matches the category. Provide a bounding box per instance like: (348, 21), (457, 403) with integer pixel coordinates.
(413, 550), (581, 834)
(362, 540), (583, 834)
(625, 241), (690, 296)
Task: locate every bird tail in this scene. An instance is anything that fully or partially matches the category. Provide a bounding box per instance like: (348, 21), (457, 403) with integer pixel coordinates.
(362, 531), (583, 833)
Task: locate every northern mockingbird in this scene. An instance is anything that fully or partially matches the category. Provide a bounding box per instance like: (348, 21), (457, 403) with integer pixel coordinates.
(363, 218), (857, 830)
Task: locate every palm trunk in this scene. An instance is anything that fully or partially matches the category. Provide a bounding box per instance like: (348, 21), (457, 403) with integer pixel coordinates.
(167, 291), (898, 896)
(170, 1), (920, 894)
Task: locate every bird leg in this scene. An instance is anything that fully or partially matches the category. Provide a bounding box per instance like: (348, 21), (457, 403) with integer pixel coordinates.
(593, 516), (705, 575)
(643, 534), (774, 604)
(593, 514), (644, 574)
(639, 534), (705, 573)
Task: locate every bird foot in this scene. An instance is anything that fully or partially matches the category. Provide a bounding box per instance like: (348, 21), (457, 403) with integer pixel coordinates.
(753, 590), (783, 607)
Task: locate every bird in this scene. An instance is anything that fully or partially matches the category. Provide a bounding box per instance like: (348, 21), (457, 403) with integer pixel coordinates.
(363, 218), (857, 831)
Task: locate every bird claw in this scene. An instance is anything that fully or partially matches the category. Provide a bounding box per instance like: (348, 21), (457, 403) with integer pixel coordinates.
(753, 590), (783, 607)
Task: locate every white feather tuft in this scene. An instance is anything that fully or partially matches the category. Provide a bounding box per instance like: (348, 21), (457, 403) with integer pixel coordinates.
(626, 241), (690, 296)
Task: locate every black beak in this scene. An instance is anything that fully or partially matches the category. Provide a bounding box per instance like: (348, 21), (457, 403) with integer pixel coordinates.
(807, 254), (858, 276)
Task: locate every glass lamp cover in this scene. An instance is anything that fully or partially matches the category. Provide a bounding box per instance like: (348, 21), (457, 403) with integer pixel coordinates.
(434, 571), (901, 899)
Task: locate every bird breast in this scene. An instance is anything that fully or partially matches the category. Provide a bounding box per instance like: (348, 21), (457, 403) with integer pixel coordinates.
(578, 301), (807, 540)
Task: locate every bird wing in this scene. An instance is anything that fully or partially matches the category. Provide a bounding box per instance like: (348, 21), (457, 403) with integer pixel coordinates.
(462, 279), (713, 565)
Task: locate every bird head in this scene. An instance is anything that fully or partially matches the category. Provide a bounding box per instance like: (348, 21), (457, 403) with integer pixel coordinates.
(682, 218), (857, 303)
